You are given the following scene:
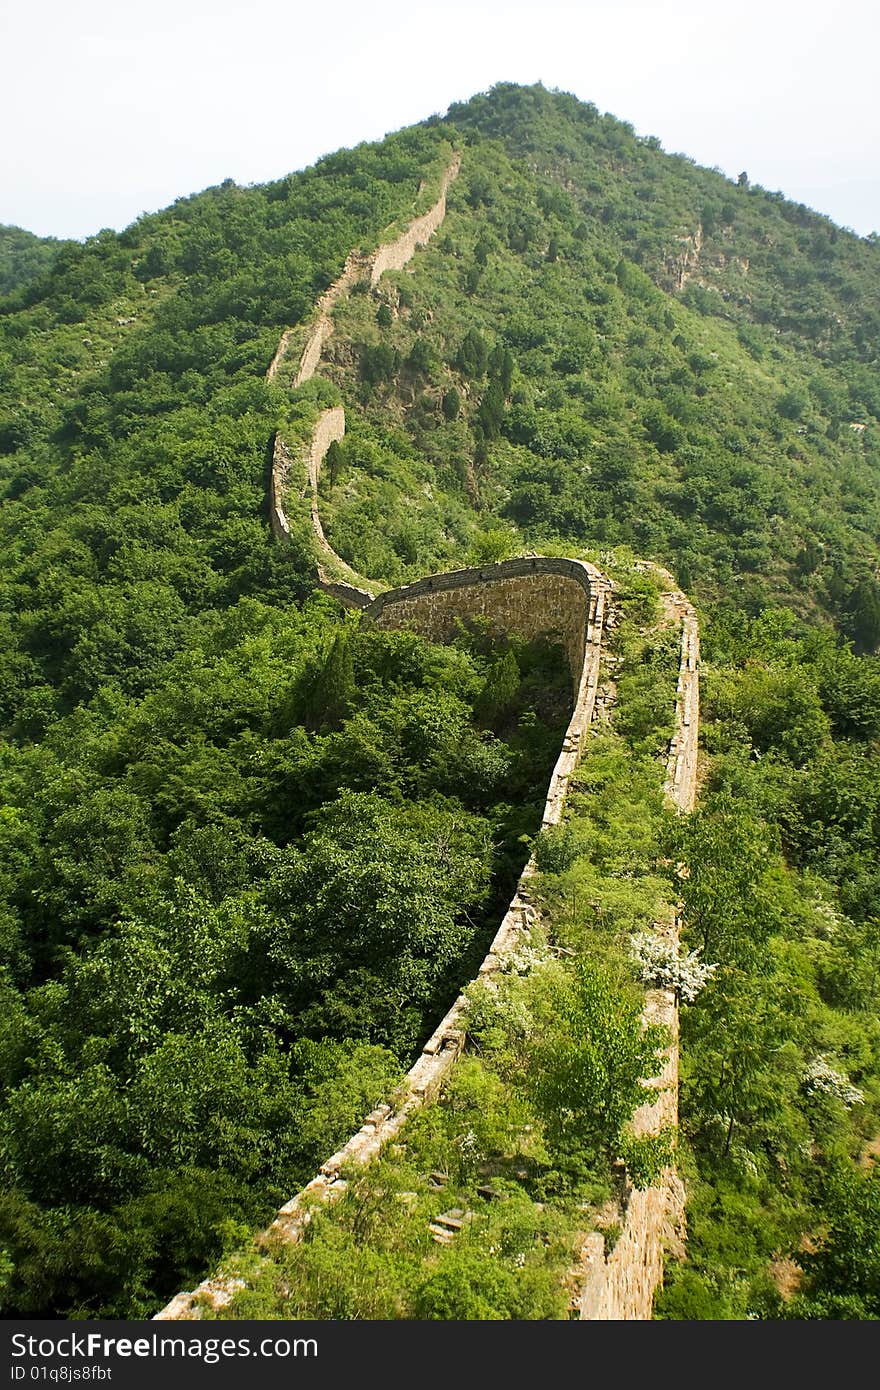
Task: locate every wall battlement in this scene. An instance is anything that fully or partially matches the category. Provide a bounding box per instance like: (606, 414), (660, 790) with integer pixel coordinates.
(575, 586), (698, 1319)
(270, 408), (376, 604)
(366, 556), (599, 698)
(368, 153), (461, 285)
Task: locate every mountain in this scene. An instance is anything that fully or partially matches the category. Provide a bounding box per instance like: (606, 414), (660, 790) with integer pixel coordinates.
(296, 84), (880, 642)
(0, 83), (877, 1321)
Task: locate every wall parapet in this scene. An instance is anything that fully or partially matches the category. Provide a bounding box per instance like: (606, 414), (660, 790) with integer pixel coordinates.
(366, 555), (601, 700)
(664, 599), (700, 813)
(270, 410), (377, 606)
(573, 575), (699, 1320)
(368, 153), (461, 286)
(269, 154), (461, 605)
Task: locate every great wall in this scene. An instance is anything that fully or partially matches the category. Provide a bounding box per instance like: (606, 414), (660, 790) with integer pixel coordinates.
(155, 152), (700, 1322)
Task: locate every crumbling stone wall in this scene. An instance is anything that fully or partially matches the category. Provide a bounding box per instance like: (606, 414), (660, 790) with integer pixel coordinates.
(270, 408), (375, 604)
(268, 433), (295, 543)
(575, 941), (686, 1320)
(366, 556), (597, 697)
(265, 249), (367, 387)
(267, 155), (461, 575)
(305, 406), (346, 545)
(574, 581), (699, 1320)
(266, 156), (460, 392)
(664, 599), (700, 813)
(155, 564), (700, 1323)
(154, 560), (608, 1321)
(155, 148), (702, 1322)
(368, 153), (461, 285)
(290, 251), (366, 388)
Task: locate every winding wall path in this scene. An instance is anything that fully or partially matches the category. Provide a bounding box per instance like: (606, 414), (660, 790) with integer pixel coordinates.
(575, 578), (698, 1319)
(155, 152), (700, 1321)
(266, 155), (460, 392)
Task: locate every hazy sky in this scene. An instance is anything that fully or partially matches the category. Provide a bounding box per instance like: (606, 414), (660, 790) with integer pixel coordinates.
(3, 0), (878, 241)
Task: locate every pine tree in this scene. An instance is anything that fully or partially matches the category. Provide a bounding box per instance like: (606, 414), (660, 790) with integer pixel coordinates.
(317, 630), (355, 729)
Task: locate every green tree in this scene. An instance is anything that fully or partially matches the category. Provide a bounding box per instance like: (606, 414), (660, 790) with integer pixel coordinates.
(477, 649), (520, 727)
(845, 578), (880, 653)
(313, 630), (355, 731)
(265, 792), (493, 1052)
(326, 439), (345, 488)
(531, 963), (665, 1162)
(455, 328), (489, 378)
(677, 799), (781, 966)
(791, 1167), (880, 1318)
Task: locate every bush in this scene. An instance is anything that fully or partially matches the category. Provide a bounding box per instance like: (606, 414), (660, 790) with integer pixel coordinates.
(533, 823), (580, 874)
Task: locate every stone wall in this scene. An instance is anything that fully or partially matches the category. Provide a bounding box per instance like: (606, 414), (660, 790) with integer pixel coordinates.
(154, 560), (609, 1320)
(366, 555), (598, 698)
(574, 579), (699, 1320)
(270, 408), (376, 605)
(268, 433), (295, 543)
(266, 156), (459, 392)
(154, 146), (702, 1322)
(575, 944), (686, 1320)
(267, 154), (460, 593)
(304, 406), (346, 551)
(664, 599), (700, 813)
(156, 568), (700, 1323)
(368, 153), (461, 285)
(289, 251), (366, 389)
(576, 1178), (687, 1320)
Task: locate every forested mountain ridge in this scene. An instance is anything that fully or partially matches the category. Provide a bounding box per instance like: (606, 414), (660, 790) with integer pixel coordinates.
(301, 84), (880, 644)
(450, 85), (879, 368)
(0, 83), (878, 1320)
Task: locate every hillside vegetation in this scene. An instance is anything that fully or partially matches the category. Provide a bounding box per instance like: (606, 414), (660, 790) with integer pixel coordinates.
(0, 225), (74, 299)
(0, 83), (878, 1319)
(314, 87), (880, 646)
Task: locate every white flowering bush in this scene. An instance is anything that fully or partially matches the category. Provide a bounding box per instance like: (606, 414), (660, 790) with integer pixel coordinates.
(499, 942), (548, 976)
(811, 898), (842, 937)
(630, 931), (718, 1002)
(455, 1127), (480, 1182)
(802, 1056), (864, 1109)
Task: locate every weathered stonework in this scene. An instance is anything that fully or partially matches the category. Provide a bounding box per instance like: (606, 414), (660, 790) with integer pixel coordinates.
(366, 556), (599, 698)
(664, 597), (700, 813)
(270, 408), (376, 604)
(368, 154), (460, 286)
(268, 155), (460, 602)
(155, 150), (701, 1323)
(266, 155), (460, 392)
(268, 433), (296, 543)
(576, 1177), (687, 1320)
(155, 560), (609, 1320)
(155, 569), (699, 1323)
(573, 575), (699, 1321)
(290, 251), (366, 389)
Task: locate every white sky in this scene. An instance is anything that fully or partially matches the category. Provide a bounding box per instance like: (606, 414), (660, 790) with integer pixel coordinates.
(2, 0), (878, 241)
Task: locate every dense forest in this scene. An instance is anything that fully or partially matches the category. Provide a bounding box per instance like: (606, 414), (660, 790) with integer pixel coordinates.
(0, 225), (73, 299)
(0, 83), (878, 1319)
